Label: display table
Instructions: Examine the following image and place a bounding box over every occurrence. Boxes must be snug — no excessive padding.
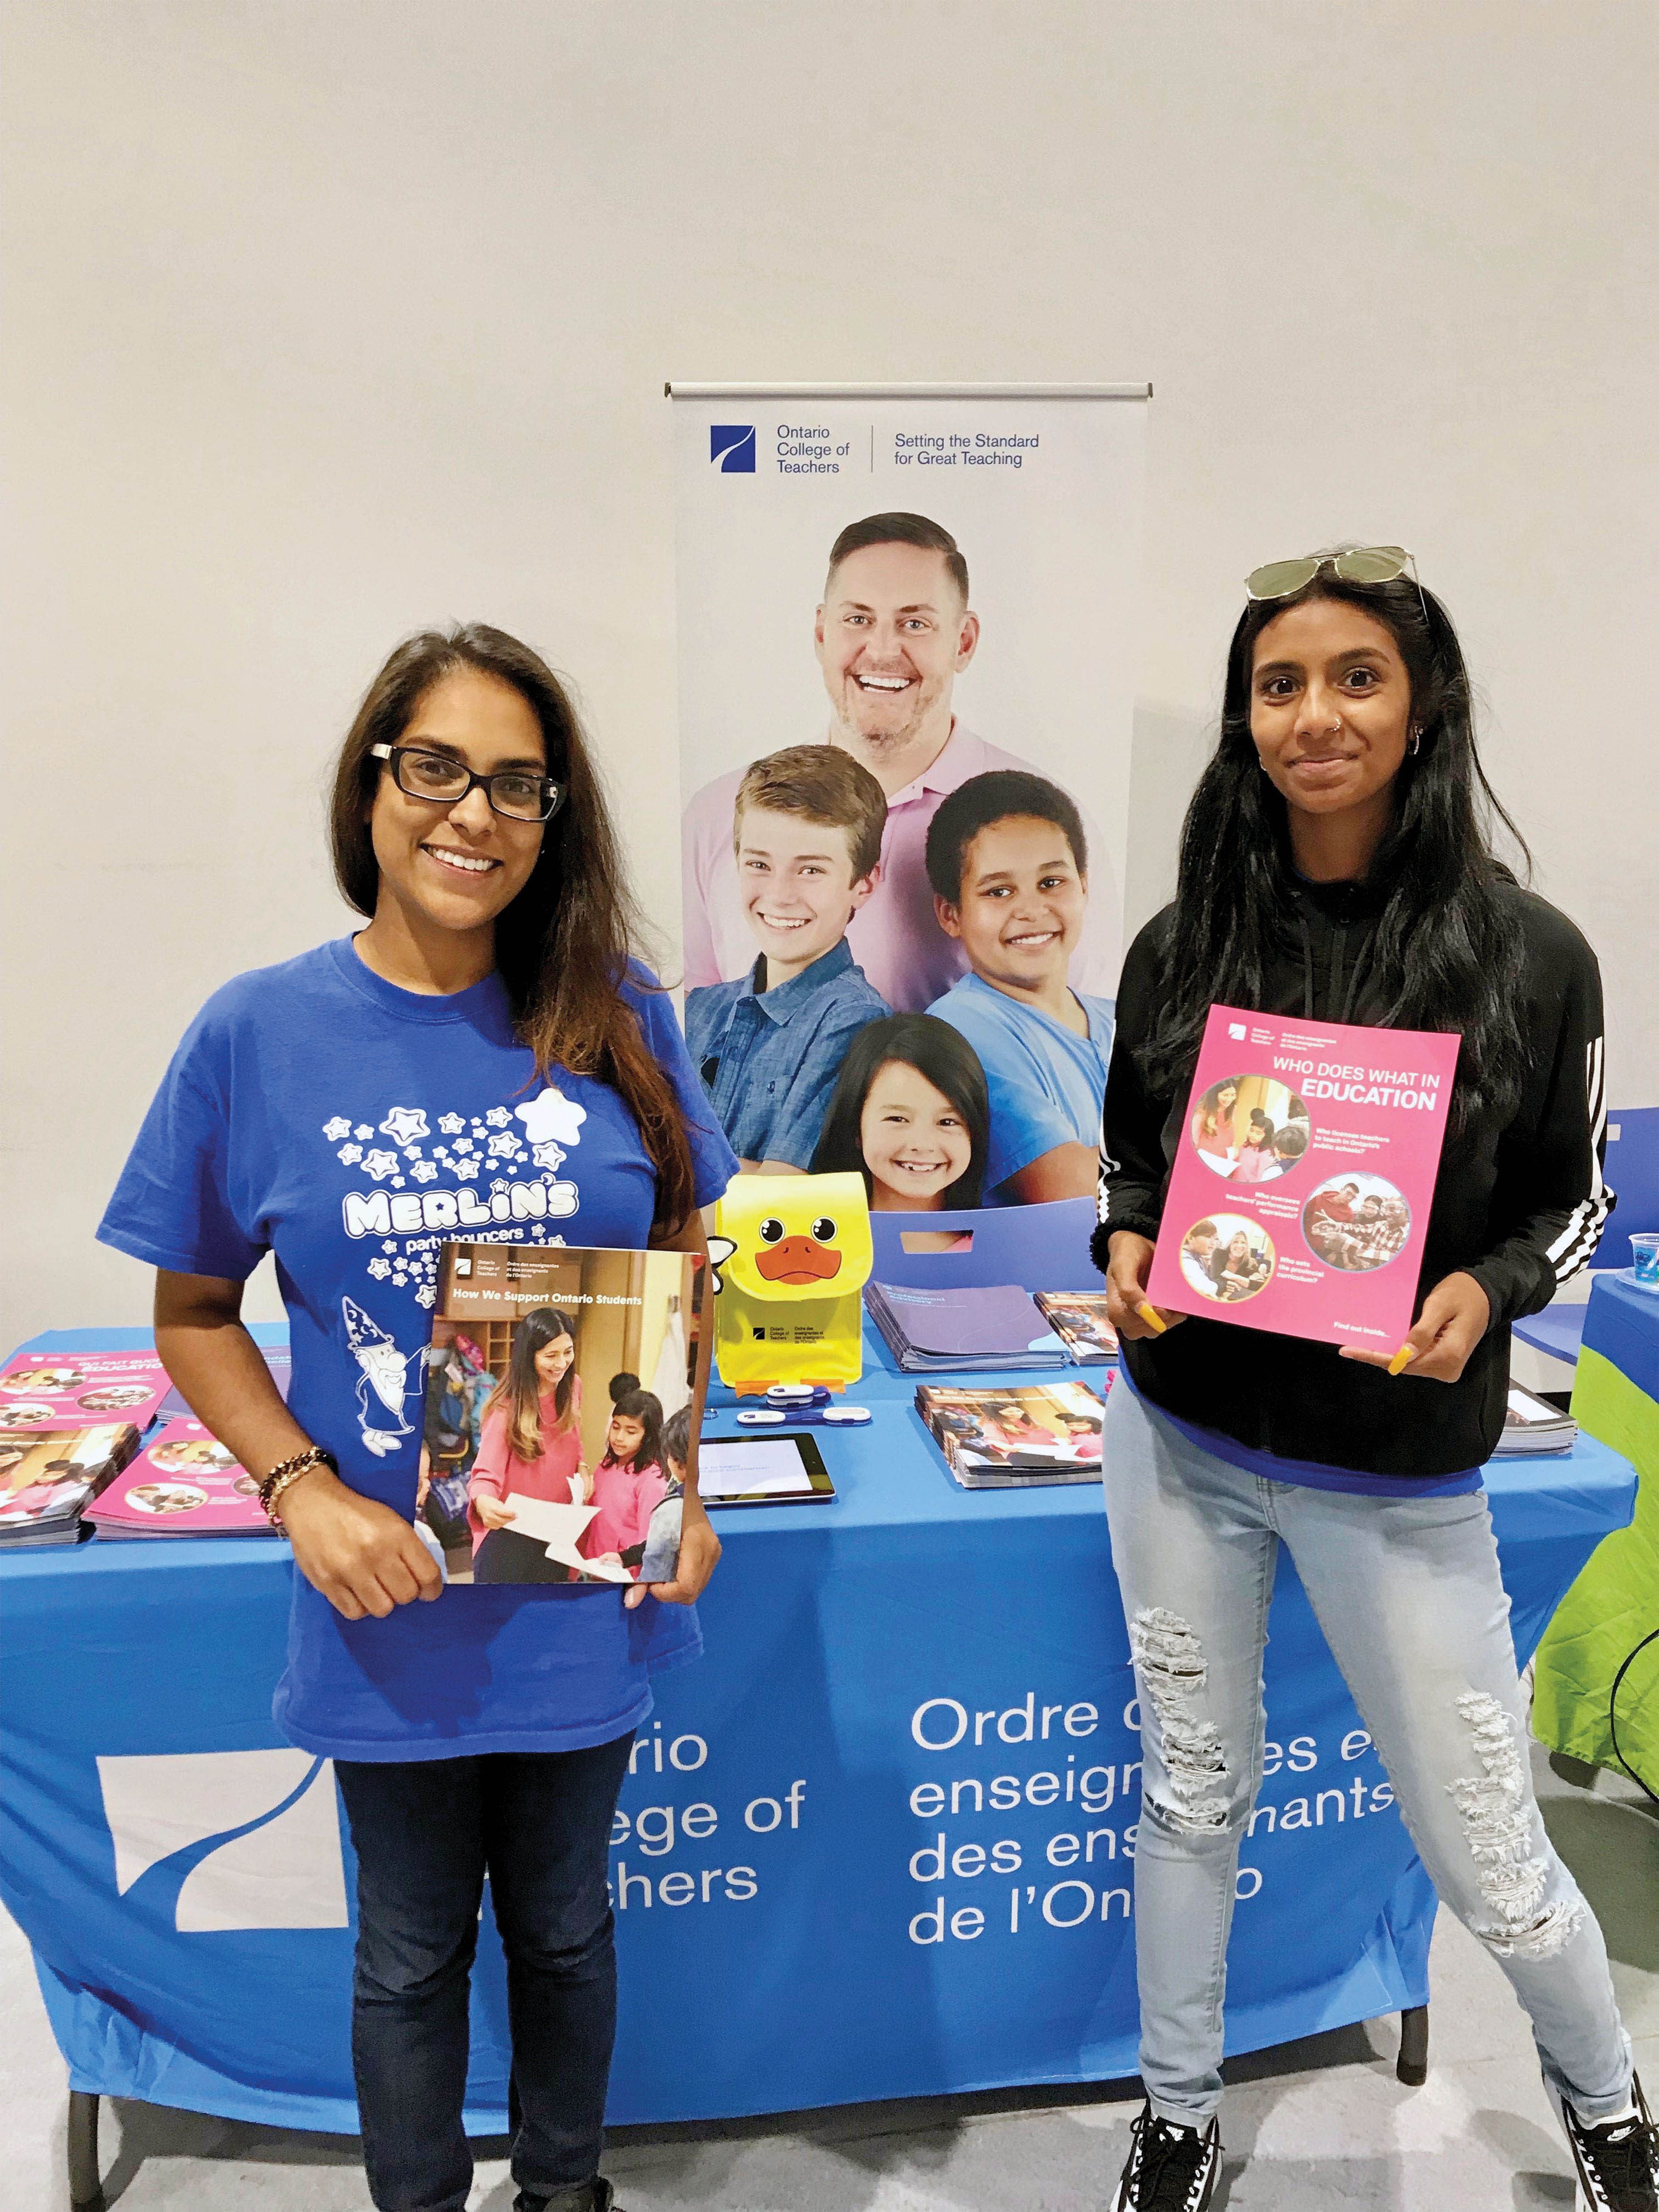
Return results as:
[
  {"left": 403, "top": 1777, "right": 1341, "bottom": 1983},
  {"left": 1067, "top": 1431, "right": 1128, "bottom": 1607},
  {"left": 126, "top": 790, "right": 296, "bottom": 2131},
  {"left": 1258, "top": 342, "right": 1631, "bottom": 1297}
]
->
[
  {"left": 0, "top": 1325, "right": 1636, "bottom": 2147},
  {"left": 1532, "top": 1273, "right": 1659, "bottom": 1785}
]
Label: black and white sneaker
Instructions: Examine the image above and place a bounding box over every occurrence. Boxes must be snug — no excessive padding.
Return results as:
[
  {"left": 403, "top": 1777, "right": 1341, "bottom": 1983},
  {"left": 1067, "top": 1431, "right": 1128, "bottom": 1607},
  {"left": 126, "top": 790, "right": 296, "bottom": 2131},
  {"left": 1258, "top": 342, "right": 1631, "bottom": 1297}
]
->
[
  {"left": 1111, "top": 2102, "right": 1222, "bottom": 2210},
  {"left": 1562, "top": 2073, "right": 1658, "bottom": 2210},
  {"left": 515, "top": 2181, "right": 619, "bottom": 2212}
]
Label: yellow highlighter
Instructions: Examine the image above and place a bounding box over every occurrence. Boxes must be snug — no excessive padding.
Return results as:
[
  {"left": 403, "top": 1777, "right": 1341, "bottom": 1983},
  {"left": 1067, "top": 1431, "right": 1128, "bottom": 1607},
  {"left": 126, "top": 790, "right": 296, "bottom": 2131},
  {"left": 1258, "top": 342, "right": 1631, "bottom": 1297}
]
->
[{"left": 1135, "top": 1301, "right": 1169, "bottom": 1337}]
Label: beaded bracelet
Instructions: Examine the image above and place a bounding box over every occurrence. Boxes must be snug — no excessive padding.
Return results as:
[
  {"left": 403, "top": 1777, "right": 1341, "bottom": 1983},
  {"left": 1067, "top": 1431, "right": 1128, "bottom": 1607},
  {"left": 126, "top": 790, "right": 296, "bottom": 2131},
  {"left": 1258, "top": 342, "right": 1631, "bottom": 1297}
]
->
[{"left": 258, "top": 1445, "right": 338, "bottom": 1528}]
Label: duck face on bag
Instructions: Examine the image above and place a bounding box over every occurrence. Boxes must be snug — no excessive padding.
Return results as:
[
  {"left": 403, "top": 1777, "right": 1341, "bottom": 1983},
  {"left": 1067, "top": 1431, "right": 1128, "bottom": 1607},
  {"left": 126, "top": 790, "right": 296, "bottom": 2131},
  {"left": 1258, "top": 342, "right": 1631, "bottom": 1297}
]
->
[{"left": 717, "top": 1174, "right": 873, "bottom": 1305}]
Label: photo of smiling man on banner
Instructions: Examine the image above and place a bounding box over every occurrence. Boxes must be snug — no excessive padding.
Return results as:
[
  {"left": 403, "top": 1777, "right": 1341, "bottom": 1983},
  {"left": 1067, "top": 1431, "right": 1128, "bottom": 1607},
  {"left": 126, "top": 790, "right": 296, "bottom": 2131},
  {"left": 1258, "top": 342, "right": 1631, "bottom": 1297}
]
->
[{"left": 682, "top": 510, "right": 1120, "bottom": 1016}]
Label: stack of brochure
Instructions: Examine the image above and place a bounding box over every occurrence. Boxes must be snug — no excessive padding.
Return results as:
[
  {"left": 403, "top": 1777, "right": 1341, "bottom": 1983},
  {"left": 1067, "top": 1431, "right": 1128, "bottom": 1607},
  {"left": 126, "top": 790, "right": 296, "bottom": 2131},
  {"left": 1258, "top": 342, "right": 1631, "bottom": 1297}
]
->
[
  {"left": 87, "top": 1418, "right": 279, "bottom": 1539},
  {"left": 1033, "top": 1292, "right": 1118, "bottom": 1363},
  {"left": 915, "top": 1378, "right": 1110, "bottom": 1489},
  {"left": 0, "top": 1423, "right": 141, "bottom": 1547},
  {"left": 867, "top": 1282, "right": 1067, "bottom": 1372},
  {"left": 0, "top": 1348, "right": 172, "bottom": 1428},
  {"left": 1494, "top": 1382, "right": 1577, "bottom": 1456}
]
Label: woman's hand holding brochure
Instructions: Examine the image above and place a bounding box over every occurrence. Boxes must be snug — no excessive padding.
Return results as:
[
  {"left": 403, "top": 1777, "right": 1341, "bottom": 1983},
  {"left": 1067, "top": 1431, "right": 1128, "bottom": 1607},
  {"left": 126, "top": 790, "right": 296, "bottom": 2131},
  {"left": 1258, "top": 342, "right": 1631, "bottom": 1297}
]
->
[
  {"left": 1103, "top": 1231, "right": 1187, "bottom": 1343},
  {"left": 1338, "top": 1270, "right": 1492, "bottom": 1384},
  {"left": 280, "top": 1473, "right": 444, "bottom": 1619}
]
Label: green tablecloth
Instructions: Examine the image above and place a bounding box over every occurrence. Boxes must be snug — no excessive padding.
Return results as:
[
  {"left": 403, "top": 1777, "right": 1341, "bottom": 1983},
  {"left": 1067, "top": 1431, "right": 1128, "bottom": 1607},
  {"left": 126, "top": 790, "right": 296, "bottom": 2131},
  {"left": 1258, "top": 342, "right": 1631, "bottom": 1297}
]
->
[{"left": 1532, "top": 1274, "right": 1659, "bottom": 1786}]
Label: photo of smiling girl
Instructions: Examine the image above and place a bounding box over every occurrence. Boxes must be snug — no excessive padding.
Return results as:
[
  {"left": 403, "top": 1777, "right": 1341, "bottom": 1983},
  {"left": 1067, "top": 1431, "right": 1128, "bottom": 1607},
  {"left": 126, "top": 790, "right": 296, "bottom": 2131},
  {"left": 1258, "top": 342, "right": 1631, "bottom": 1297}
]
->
[
  {"left": 811, "top": 1013, "right": 989, "bottom": 1241},
  {"left": 468, "top": 1307, "right": 584, "bottom": 1584},
  {"left": 924, "top": 770, "right": 1114, "bottom": 1203},
  {"left": 578, "top": 1387, "right": 668, "bottom": 1581}
]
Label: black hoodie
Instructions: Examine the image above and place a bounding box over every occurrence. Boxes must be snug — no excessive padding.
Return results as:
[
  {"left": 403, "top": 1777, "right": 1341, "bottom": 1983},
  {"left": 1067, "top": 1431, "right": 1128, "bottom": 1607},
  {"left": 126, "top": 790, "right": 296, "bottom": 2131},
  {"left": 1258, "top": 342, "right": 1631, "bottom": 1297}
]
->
[{"left": 1094, "top": 878, "right": 1611, "bottom": 1478}]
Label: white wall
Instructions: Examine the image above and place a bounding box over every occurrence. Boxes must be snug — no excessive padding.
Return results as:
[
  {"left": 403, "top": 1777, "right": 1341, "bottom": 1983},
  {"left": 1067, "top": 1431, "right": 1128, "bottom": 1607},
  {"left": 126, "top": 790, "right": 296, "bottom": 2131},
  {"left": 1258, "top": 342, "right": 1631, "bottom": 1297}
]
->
[{"left": 5, "top": 0, "right": 1656, "bottom": 1356}]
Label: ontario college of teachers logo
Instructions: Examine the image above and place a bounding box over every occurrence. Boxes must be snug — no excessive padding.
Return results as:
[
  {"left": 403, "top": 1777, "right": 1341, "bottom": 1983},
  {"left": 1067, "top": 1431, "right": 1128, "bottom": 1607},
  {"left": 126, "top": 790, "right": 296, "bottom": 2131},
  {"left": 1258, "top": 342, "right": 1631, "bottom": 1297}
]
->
[
  {"left": 709, "top": 425, "right": 756, "bottom": 472},
  {"left": 97, "top": 1749, "right": 348, "bottom": 1932}
]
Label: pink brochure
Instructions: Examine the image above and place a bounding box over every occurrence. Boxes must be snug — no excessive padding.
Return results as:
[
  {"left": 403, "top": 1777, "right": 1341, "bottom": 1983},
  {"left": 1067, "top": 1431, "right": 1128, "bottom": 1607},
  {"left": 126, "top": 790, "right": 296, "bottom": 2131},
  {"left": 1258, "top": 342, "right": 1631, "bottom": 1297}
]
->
[
  {"left": 0, "top": 1349, "right": 172, "bottom": 1430},
  {"left": 1145, "top": 1004, "right": 1461, "bottom": 1352},
  {"left": 86, "top": 1418, "right": 275, "bottom": 1538}
]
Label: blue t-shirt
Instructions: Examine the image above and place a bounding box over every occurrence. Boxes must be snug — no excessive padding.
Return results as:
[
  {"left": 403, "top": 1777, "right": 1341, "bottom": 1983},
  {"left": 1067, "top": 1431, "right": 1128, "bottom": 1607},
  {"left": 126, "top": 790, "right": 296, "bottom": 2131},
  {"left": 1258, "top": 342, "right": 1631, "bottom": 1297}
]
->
[
  {"left": 98, "top": 937, "right": 739, "bottom": 1763},
  {"left": 928, "top": 973, "right": 1116, "bottom": 1194},
  {"left": 1118, "top": 1365, "right": 1482, "bottom": 1500}
]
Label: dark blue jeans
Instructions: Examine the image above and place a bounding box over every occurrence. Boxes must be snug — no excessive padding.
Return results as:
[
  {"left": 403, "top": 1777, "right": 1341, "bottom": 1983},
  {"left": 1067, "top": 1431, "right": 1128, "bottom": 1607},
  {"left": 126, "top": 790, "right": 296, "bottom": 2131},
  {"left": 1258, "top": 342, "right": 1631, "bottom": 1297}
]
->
[{"left": 335, "top": 1735, "right": 635, "bottom": 2212}]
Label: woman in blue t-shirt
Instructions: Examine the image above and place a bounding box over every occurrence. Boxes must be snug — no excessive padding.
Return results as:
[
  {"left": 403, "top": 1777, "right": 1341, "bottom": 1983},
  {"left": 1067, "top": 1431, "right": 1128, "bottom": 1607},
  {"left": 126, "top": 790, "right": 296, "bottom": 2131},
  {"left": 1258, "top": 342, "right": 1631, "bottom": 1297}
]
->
[{"left": 101, "top": 624, "right": 739, "bottom": 2212}]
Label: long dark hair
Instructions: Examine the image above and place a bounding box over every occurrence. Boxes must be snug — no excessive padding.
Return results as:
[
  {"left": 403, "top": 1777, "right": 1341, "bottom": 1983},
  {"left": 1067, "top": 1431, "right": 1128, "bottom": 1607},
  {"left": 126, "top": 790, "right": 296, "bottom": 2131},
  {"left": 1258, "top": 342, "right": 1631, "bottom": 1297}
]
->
[
  {"left": 600, "top": 1387, "right": 665, "bottom": 1474},
  {"left": 1140, "top": 563, "right": 1531, "bottom": 1131},
  {"left": 484, "top": 1307, "right": 578, "bottom": 1464},
  {"left": 329, "top": 625, "right": 696, "bottom": 1234},
  {"left": 811, "top": 1013, "right": 989, "bottom": 1207}
]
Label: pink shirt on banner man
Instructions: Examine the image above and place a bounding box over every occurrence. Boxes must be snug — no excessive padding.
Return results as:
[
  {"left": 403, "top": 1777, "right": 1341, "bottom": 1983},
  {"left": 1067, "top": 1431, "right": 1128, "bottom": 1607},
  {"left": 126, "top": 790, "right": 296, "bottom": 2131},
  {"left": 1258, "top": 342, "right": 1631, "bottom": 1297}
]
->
[{"left": 682, "top": 722, "right": 1120, "bottom": 1013}]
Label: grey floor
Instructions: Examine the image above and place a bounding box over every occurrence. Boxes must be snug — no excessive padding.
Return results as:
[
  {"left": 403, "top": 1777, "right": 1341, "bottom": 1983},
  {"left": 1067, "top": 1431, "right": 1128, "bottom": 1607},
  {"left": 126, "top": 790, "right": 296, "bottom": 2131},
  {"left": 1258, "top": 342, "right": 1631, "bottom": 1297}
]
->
[{"left": 4, "top": 1741, "right": 1655, "bottom": 2212}]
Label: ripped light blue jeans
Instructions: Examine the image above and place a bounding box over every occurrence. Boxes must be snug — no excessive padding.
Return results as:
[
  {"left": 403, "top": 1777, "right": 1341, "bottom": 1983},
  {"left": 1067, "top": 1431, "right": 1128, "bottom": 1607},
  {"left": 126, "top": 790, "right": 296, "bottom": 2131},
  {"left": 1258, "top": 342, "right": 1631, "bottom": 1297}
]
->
[{"left": 1103, "top": 1377, "right": 1633, "bottom": 2132}]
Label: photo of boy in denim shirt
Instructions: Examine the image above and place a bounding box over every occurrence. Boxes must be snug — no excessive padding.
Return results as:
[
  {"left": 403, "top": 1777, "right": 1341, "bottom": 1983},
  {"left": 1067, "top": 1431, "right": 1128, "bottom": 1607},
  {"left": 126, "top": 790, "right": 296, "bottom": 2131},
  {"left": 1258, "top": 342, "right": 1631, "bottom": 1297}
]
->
[{"left": 686, "top": 746, "right": 891, "bottom": 1173}]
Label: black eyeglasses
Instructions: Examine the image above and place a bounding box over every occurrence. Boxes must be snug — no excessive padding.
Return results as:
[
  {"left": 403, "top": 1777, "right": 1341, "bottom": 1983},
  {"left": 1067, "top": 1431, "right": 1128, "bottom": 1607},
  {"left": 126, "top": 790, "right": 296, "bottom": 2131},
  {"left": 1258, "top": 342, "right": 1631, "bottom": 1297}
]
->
[{"left": 370, "top": 744, "right": 565, "bottom": 824}]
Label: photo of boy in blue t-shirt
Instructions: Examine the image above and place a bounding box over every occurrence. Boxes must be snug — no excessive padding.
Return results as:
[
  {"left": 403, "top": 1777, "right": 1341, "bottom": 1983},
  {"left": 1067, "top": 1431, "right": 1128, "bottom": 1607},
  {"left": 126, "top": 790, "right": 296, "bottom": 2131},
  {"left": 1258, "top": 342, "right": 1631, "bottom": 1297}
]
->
[
  {"left": 686, "top": 745, "right": 891, "bottom": 1173},
  {"left": 924, "top": 770, "right": 1115, "bottom": 1204}
]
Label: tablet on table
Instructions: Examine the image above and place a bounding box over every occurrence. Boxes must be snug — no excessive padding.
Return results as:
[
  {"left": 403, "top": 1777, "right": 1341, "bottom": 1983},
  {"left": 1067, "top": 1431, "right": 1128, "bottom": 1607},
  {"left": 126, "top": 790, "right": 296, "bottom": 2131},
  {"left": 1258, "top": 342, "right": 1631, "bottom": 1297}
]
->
[{"left": 696, "top": 1433, "right": 836, "bottom": 1507}]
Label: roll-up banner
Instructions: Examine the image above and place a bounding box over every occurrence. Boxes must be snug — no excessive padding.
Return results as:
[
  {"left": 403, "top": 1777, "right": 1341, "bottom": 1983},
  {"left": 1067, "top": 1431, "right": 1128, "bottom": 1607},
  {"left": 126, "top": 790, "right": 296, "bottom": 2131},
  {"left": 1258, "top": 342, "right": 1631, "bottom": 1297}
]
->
[{"left": 671, "top": 381, "right": 1148, "bottom": 1212}]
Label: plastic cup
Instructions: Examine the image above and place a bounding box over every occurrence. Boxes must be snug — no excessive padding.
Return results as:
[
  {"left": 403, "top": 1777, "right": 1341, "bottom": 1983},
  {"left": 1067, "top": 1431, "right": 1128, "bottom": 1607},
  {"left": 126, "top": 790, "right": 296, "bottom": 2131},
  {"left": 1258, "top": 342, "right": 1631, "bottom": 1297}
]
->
[{"left": 1630, "top": 1232, "right": 1659, "bottom": 1292}]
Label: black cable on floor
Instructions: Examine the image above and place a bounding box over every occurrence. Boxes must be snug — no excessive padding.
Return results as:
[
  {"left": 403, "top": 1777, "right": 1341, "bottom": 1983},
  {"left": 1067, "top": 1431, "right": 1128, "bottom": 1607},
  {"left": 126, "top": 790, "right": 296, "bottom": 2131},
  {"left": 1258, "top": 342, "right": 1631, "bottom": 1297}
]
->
[{"left": 1609, "top": 1627, "right": 1659, "bottom": 1808}]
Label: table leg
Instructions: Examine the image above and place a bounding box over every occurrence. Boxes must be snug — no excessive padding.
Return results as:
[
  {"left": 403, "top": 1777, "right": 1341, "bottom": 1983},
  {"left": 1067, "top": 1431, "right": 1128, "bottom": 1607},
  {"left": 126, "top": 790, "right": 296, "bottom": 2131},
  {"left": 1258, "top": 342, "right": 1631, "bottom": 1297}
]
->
[
  {"left": 68, "top": 2088, "right": 104, "bottom": 2211},
  {"left": 1396, "top": 2003, "right": 1429, "bottom": 2086}
]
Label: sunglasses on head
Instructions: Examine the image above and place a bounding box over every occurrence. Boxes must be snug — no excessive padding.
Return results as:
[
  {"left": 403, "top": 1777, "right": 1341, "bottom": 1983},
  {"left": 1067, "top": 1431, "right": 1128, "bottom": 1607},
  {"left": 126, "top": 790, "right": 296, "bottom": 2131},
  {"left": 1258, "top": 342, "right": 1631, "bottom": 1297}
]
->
[{"left": 1244, "top": 545, "right": 1420, "bottom": 601}]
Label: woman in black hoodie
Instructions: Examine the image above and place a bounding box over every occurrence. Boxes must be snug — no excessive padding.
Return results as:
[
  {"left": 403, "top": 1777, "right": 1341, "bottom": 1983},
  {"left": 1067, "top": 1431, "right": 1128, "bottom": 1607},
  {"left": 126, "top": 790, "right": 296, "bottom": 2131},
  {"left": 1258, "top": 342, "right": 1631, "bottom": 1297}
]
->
[{"left": 1094, "top": 551, "right": 1652, "bottom": 2212}]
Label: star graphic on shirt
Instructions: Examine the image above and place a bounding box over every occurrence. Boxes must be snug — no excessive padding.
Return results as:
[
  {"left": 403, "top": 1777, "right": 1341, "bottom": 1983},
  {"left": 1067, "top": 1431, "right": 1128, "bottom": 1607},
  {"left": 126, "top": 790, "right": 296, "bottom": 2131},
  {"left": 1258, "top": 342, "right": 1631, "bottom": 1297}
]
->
[
  {"left": 438, "top": 1113, "right": 465, "bottom": 1135},
  {"left": 379, "top": 1107, "right": 430, "bottom": 1145},
  {"left": 485, "top": 1107, "right": 510, "bottom": 1128},
  {"left": 488, "top": 1132, "right": 519, "bottom": 1157},
  {"left": 367, "top": 1258, "right": 391, "bottom": 1281},
  {"left": 410, "top": 1160, "right": 438, "bottom": 1184},
  {"left": 363, "top": 1150, "right": 398, "bottom": 1181},
  {"left": 490, "top": 1179, "right": 510, "bottom": 1195},
  {"left": 455, "top": 1159, "right": 481, "bottom": 1181},
  {"left": 381, "top": 1240, "right": 398, "bottom": 1254},
  {"left": 415, "top": 1285, "right": 436, "bottom": 1308},
  {"left": 337, "top": 1144, "right": 363, "bottom": 1164},
  {"left": 530, "top": 1140, "right": 566, "bottom": 1172},
  {"left": 516, "top": 1087, "right": 587, "bottom": 1151},
  {"left": 354, "top": 1125, "right": 374, "bottom": 1141},
  {"left": 323, "top": 1117, "right": 352, "bottom": 1141}
]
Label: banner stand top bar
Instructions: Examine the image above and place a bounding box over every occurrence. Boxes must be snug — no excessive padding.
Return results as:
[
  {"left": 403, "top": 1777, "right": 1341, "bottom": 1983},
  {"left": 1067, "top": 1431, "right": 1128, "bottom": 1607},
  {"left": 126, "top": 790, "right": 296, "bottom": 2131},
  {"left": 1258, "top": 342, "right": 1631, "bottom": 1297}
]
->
[{"left": 666, "top": 381, "right": 1151, "bottom": 401}]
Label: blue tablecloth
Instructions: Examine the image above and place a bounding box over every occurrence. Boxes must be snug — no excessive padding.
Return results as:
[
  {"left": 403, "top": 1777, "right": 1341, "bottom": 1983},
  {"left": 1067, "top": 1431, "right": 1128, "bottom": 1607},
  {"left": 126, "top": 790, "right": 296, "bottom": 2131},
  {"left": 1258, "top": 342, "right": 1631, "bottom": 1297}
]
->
[
  {"left": 1583, "top": 1270, "right": 1659, "bottom": 1400},
  {"left": 0, "top": 1324, "right": 1636, "bottom": 2130}
]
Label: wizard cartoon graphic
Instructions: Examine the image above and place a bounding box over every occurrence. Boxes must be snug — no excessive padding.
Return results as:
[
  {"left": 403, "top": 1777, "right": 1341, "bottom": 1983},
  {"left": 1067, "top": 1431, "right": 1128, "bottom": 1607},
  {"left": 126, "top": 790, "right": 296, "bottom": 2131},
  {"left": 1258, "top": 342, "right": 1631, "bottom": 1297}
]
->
[{"left": 342, "top": 1297, "right": 422, "bottom": 1457}]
